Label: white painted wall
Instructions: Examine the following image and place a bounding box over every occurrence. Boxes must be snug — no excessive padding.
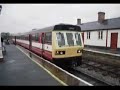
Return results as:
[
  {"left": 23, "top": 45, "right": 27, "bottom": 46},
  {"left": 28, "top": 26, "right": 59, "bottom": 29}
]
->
[
  {"left": 107, "top": 29, "right": 120, "bottom": 48},
  {"left": 84, "top": 30, "right": 107, "bottom": 47}
]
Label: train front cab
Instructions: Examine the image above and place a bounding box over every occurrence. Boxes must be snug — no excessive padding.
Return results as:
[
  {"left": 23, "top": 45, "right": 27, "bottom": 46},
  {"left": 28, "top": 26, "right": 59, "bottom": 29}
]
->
[{"left": 52, "top": 31, "right": 84, "bottom": 67}]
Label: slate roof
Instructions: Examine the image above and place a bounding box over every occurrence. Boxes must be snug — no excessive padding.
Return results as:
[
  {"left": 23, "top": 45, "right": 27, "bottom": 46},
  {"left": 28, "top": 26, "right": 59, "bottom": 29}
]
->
[{"left": 78, "top": 17, "right": 120, "bottom": 31}]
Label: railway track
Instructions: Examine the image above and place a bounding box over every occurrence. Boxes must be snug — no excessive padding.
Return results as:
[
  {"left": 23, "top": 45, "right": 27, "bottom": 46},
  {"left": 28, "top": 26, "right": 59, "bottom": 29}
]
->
[
  {"left": 63, "top": 67, "right": 109, "bottom": 86},
  {"left": 82, "top": 60, "right": 120, "bottom": 78},
  {"left": 71, "top": 59, "right": 120, "bottom": 86},
  {"left": 61, "top": 66, "right": 110, "bottom": 86}
]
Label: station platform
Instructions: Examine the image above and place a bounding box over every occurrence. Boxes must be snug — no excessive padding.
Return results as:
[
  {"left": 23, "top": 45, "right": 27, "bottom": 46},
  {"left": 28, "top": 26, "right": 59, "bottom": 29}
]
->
[
  {"left": 84, "top": 47, "right": 120, "bottom": 57},
  {"left": 0, "top": 44, "right": 61, "bottom": 86}
]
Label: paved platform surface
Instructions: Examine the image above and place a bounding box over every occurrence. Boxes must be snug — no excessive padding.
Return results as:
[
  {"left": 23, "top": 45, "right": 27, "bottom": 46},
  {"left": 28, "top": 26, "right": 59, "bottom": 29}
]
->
[
  {"left": 0, "top": 44, "right": 61, "bottom": 86},
  {"left": 84, "top": 47, "right": 120, "bottom": 57}
]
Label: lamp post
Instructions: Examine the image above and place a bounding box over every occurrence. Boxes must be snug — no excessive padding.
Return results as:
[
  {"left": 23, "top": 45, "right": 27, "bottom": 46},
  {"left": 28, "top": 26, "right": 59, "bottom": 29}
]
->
[{"left": 0, "top": 5, "right": 2, "bottom": 15}]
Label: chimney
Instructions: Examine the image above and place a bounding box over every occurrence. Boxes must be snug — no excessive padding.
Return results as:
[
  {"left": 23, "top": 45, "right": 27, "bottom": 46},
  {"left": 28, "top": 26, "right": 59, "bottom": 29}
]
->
[
  {"left": 98, "top": 12, "right": 105, "bottom": 23},
  {"left": 77, "top": 18, "right": 81, "bottom": 25}
]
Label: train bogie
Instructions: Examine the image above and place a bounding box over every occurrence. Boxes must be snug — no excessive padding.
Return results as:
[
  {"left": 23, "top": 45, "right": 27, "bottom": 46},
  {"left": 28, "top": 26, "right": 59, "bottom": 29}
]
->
[{"left": 52, "top": 56, "right": 82, "bottom": 67}]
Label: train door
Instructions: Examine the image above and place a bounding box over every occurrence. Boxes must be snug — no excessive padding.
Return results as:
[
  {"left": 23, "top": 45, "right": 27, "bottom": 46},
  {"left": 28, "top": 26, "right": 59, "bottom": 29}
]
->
[
  {"left": 29, "top": 34, "right": 32, "bottom": 51},
  {"left": 14, "top": 36, "right": 16, "bottom": 45},
  {"left": 41, "top": 33, "right": 45, "bottom": 57}
]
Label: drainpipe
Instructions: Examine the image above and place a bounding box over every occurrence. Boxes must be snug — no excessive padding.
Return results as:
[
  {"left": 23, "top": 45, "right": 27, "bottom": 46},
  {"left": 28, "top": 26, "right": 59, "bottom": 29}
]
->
[{"left": 106, "top": 30, "right": 108, "bottom": 48}]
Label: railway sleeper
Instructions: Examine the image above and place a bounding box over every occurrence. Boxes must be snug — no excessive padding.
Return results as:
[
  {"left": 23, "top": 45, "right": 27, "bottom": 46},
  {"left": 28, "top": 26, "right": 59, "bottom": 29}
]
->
[
  {"left": 94, "top": 68, "right": 101, "bottom": 72},
  {"left": 80, "top": 64, "right": 88, "bottom": 68},
  {"left": 87, "top": 66, "right": 94, "bottom": 71},
  {"left": 110, "top": 73, "right": 118, "bottom": 78},
  {"left": 102, "top": 71, "right": 108, "bottom": 76}
]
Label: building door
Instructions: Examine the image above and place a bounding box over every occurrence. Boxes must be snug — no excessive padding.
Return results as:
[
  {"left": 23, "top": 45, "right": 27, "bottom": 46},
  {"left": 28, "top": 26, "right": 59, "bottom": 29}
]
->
[{"left": 110, "top": 33, "right": 118, "bottom": 49}]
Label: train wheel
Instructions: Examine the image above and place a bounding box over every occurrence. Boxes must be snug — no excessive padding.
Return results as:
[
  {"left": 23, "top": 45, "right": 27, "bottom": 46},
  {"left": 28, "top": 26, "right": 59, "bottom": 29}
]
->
[
  {"left": 71, "top": 61, "right": 77, "bottom": 67},
  {"left": 77, "top": 56, "right": 82, "bottom": 66}
]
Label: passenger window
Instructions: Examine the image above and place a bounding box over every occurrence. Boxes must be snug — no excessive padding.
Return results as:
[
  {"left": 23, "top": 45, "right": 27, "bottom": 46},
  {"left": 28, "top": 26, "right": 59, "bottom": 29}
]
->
[
  {"left": 35, "top": 33, "right": 39, "bottom": 41},
  {"left": 45, "top": 32, "right": 52, "bottom": 44},
  {"left": 32, "top": 33, "right": 39, "bottom": 42}
]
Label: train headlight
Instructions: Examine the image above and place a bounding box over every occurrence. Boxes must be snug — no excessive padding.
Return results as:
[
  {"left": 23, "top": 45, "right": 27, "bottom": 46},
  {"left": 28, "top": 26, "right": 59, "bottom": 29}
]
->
[
  {"left": 56, "top": 51, "right": 59, "bottom": 54},
  {"left": 60, "top": 51, "right": 63, "bottom": 55},
  {"left": 55, "top": 51, "right": 65, "bottom": 55},
  {"left": 77, "top": 49, "right": 82, "bottom": 53}
]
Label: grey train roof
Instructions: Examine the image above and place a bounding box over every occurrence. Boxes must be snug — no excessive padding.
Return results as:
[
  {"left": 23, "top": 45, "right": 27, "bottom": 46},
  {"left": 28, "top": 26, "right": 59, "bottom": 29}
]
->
[
  {"left": 26, "top": 23, "right": 79, "bottom": 34},
  {"left": 22, "top": 25, "right": 55, "bottom": 35},
  {"left": 15, "top": 23, "right": 80, "bottom": 36},
  {"left": 78, "top": 17, "right": 120, "bottom": 31}
]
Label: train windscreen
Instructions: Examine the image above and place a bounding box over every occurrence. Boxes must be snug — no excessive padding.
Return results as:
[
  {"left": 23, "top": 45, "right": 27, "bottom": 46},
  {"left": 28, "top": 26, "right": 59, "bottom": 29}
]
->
[
  {"left": 56, "top": 32, "right": 65, "bottom": 47},
  {"left": 74, "top": 33, "right": 82, "bottom": 46},
  {"left": 56, "top": 32, "right": 82, "bottom": 47}
]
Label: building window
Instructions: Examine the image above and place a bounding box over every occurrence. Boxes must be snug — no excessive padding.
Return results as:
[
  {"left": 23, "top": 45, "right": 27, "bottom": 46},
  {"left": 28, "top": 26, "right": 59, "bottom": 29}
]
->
[
  {"left": 98, "top": 31, "right": 103, "bottom": 39},
  {"left": 87, "top": 32, "right": 90, "bottom": 39}
]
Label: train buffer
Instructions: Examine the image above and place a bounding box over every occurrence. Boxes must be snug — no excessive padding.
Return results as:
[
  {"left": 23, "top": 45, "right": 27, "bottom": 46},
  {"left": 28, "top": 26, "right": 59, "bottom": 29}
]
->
[{"left": 0, "top": 44, "right": 62, "bottom": 86}]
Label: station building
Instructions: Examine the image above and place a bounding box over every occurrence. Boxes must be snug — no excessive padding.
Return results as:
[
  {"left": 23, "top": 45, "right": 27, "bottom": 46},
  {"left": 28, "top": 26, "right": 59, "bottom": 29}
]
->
[{"left": 77, "top": 12, "right": 120, "bottom": 51}]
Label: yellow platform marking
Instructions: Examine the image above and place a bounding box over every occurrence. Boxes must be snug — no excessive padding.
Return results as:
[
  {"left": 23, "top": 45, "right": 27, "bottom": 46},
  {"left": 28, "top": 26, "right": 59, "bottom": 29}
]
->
[{"left": 16, "top": 46, "right": 67, "bottom": 86}]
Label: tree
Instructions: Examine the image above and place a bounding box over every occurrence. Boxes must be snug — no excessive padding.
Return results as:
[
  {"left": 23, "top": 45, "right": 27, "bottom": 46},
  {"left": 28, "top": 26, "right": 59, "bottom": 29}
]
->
[{"left": 1, "top": 32, "right": 10, "bottom": 40}]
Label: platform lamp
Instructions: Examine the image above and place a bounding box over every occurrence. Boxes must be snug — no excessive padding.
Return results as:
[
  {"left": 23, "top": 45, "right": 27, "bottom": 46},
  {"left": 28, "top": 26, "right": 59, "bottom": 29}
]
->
[{"left": 0, "top": 5, "right": 2, "bottom": 15}]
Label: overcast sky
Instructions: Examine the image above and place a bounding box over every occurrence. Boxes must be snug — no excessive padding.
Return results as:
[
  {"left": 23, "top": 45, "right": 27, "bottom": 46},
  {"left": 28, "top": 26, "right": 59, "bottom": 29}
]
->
[{"left": 0, "top": 4, "right": 120, "bottom": 34}]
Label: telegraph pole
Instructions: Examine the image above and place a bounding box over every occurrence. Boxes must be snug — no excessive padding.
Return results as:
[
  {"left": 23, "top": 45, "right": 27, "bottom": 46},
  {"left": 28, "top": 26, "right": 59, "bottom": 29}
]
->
[{"left": 0, "top": 5, "right": 2, "bottom": 15}]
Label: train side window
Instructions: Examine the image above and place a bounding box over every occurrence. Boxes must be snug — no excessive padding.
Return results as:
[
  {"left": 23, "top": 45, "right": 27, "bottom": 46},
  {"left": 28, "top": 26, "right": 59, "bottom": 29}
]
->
[
  {"left": 32, "top": 33, "right": 39, "bottom": 42},
  {"left": 21, "top": 35, "right": 25, "bottom": 40},
  {"left": 45, "top": 32, "right": 52, "bottom": 44},
  {"left": 41, "top": 33, "right": 45, "bottom": 44},
  {"left": 26, "top": 35, "right": 29, "bottom": 40},
  {"left": 35, "top": 33, "right": 39, "bottom": 41}
]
